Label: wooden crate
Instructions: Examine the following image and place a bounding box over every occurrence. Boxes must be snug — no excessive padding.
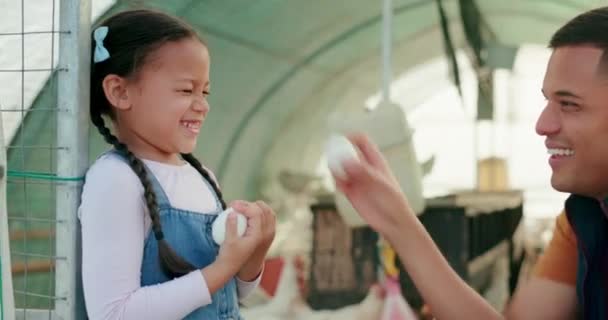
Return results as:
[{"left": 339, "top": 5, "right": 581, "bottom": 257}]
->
[
  {"left": 399, "top": 191, "right": 524, "bottom": 308},
  {"left": 307, "top": 202, "right": 379, "bottom": 310}
]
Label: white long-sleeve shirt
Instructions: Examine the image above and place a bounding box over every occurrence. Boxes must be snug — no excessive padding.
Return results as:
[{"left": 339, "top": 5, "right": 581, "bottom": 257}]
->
[{"left": 79, "top": 153, "right": 260, "bottom": 320}]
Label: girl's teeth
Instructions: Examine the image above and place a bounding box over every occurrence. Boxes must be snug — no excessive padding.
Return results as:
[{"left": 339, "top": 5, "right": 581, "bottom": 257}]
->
[
  {"left": 181, "top": 121, "right": 200, "bottom": 131},
  {"left": 547, "top": 148, "right": 574, "bottom": 156}
]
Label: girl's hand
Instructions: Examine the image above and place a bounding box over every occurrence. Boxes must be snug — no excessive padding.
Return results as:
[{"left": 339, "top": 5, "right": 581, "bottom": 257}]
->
[
  {"left": 214, "top": 208, "right": 260, "bottom": 273},
  {"left": 203, "top": 208, "right": 263, "bottom": 294},
  {"left": 231, "top": 200, "right": 276, "bottom": 281}
]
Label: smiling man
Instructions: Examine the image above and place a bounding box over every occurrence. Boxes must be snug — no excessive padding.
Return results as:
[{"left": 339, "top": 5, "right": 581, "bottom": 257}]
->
[{"left": 517, "top": 8, "right": 608, "bottom": 320}]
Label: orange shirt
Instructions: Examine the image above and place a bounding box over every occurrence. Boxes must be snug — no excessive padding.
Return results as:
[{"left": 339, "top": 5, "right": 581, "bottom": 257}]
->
[{"left": 533, "top": 211, "right": 578, "bottom": 285}]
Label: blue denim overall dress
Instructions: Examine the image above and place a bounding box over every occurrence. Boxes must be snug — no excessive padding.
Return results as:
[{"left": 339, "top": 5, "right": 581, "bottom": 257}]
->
[{"left": 115, "top": 151, "right": 242, "bottom": 319}]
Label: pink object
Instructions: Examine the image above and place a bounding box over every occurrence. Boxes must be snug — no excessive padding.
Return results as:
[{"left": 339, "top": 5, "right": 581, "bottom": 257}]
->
[{"left": 381, "top": 276, "right": 418, "bottom": 320}]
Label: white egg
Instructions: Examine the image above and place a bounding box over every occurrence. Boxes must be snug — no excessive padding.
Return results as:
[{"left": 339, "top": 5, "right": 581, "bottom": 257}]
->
[
  {"left": 325, "top": 134, "right": 359, "bottom": 179},
  {"left": 212, "top": 208, "right": 247, "bottom": 245}
]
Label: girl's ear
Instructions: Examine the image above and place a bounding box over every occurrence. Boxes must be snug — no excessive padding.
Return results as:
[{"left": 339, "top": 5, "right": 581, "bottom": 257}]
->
[{"left": 102, "top": 74, "right": 132, "bottom": 111}]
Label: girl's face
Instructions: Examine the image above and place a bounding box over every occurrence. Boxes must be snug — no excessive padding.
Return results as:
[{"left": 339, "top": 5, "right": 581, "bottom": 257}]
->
[{"left": 114, "top": 38, "right": 210, "bottom": 164}]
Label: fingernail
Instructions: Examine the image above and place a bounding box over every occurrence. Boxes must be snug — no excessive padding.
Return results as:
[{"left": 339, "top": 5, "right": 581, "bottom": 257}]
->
[{"left": 227, "top": 212, "right": 236, "bottom": 221}]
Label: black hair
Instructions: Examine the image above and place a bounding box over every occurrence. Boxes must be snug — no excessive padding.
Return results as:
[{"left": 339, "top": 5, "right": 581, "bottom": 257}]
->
[
  {"left": 550, "top": 6, "right": 608, "bottom": 72},
  {"left": 90, "top": 9, "right": 226, "bottom": 278}
]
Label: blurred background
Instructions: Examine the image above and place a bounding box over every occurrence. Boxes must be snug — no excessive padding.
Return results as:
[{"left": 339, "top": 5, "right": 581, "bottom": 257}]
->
[{"left": 1, "top": 0, "right": 604, "bottom": 319}]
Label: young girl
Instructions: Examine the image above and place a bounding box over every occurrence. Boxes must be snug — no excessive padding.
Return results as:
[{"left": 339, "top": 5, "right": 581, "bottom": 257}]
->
[{"left": 79, "top": 9, "right": 275, "bottom": 320}]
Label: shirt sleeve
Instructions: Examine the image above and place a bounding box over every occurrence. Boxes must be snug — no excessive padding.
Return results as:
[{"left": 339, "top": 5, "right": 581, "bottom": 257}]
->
[
  {"left": 79, "top": 156, "right": 212, "bottom": 320},
  {"left": 236, "top": 267, "right": 264, "bottom": 299},
  {"left": 532, "top": 211, "right": 578, "bottom": 285}
]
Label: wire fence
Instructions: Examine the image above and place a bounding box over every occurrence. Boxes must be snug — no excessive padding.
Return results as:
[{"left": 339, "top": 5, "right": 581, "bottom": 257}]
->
[{"left": 1, "top": 1, "right": 90, "bottom": 319}]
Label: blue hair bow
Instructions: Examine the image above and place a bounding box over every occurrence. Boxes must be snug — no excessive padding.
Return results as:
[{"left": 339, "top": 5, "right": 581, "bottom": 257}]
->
[{"left": 93, "top": 26, "right": 110, "bottom": 63}]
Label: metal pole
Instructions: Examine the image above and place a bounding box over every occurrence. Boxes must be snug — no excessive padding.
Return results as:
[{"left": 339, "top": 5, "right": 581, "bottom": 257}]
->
[
  {"left": 0, "top": 107, "right": 15, "bottom": 320},
  {"left": 381, "top": 0, "right": 393, "bottom": 103},
  {"left": 55, "top": 0, "right": 90, "bottom": 319}
]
